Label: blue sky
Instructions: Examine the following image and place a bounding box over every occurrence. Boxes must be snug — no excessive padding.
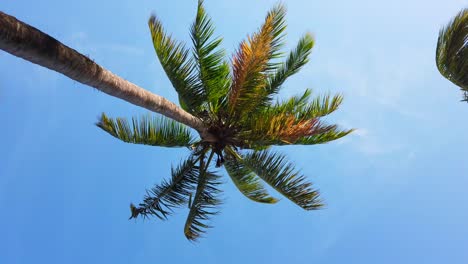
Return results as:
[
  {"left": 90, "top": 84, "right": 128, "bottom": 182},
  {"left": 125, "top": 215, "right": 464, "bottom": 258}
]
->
[{"left": 1, "top": 0, "right": 468, "bottom": 263}]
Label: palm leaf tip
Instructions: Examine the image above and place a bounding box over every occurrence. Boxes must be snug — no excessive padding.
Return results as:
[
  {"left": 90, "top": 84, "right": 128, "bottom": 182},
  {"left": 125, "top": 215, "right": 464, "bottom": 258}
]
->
[
  {"left": 266, "top": 33, "right": 315, "bottom": 99},
  {"left": 224, "top": 155, "right": 278, "bottom": 204},
  {"left": 184, "top": 171, "right": 222, "bottom": 241},
  {"left": 293, "top": 127, "right": 354, "bottom": 145},
  {"left": 265, "top": 3, "right": 287, "bottom": 57},
  {"left": 129, "top": 203, "right": 141, "bottom": 219},
  {"left": 436, "top": 8, "right": 468, "bottom": 99},
  {"left": 132, "top": 157, "right": 200, "bottom": 220},
  {"left": 242, "top": 151, "right": 323, "bottom": 210},
  {"left": 184, "top": 152, "right": 222, "bottom": 241}
]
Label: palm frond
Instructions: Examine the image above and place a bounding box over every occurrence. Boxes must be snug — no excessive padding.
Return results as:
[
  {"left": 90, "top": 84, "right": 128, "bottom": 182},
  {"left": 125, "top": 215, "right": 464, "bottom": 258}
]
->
[
  {"left": 298, "top": 93, "right": 344, "bottom": 119},
  {"left": 240, "top": 108, "right": 335, "bottom": 147},
  {"left": 268, "top": 90, "right": 343, "bottom": 118},
  {"left": 265, "top": 4, "right": 287, "bottom": 60},
  {"left": 130, "top": 156, "right": 199, "bottom": 220},
  {"left": 184, "top": 152, "right": 222, "bottom": 241},
  {"left": 227, "top": 4, "right": 286, "bottom": 117},
  {"left": 191, "top": 0, "right": 231, "bottom": 112},
  {"left": 224, "top": 150, "right": 277, "bottom": 203},
  {"left": 237, "top": 89, "right": 347, "bottom": 147},
  {"left": 258, "top": 89, "right": 312, "bottom": 116},
  {"left": 285, "top": 127, "right": 354, "bottom": 145},
  {"left": 96, "top": 113, "right": 195, "bottom": 147},
  {"left": 148, "top": 15, "right": 206, "bottom": 113},
  {"left": 436, "top": 8, "right": 468, "bottom": 101},
  {"left": 264, "top": 33, "right": 315, "bottom": 102},
  {"left": 241, "top": 150, "right": 323, "bottom": 210},
  {"left": 280, "top": 88, "right": 313, "bottom": 110}
]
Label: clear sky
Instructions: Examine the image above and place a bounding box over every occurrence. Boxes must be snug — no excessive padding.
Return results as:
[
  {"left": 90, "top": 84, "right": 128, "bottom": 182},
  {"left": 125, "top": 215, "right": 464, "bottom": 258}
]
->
[{"left": 1, "top": 0, "right": 468, "bottom": 263}]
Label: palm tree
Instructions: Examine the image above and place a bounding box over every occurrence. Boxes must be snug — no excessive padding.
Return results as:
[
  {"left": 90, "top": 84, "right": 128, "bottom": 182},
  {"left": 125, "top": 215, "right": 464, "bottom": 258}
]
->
[
  {"left": 96, "top": 1, "right": 352, "bottom": 241},
  {"left": 436, "top": 8, "right": 468, "bottom": 101}
]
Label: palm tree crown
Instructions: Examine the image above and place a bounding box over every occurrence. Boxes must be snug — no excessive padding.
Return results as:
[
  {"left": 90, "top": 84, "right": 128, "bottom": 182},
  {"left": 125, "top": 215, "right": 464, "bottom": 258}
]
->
[
  {"left": 436, "top": 8, "right": 468, "bottom": 101},
  {"left": 97, "top": 1, "right": 352, "bottom": 241}
]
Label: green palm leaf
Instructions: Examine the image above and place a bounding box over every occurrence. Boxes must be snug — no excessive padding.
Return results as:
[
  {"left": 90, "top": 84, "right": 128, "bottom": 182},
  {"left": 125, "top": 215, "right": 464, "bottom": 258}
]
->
[
  {"left": 436, "top": 8, "right": 468, "bottom": 101},
  {"left": 265, "top": 3, "right": 287, "bottom": 62},
  {"left": 264, "top": 33, "right": 315, "bottom": 103},
  {"left": 266, "top": 89, "right": 343, "bottom": 118},
  {"left": 288, "top": 127, "right": 354, "bottom": 145},
  {"left": 130, "top": 156, "right": 199, "bottom": 220},
  {"left": 191, "top": 0, "right": 230, "bottom": 112},
  {"left": 224, "top": 151, "right": 277, "bottom": 204},
  {"left": 241, "top": 150, "right": 323, "bottom": 210},
  {"left": 274, "top": 89, "right": 313, "bottom": 113},
  {"left": 184, "top": 151, "right": 222, "bottom": 241},
  {"left": 96, "top": 113, "right": 194, "bottom": 147},
  {"left": 148, "top": 15, "right": 206, "bottom": 113},
  {"left": 298, "top": 92, "right": 344, "bottom": 119}
]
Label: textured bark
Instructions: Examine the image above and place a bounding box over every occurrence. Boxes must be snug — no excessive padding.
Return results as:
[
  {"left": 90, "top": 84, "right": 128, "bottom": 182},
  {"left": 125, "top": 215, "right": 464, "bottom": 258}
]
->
[{"left": 0, "top": 11, "right": 215, "bottom": 141}]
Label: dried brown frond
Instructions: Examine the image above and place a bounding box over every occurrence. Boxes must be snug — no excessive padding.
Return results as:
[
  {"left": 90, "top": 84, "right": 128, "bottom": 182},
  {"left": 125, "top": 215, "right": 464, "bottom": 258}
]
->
[
  {"left": 228, "top": 12, "right": 277, "bottom": 115},
  {"left": 273, "top": 116, "right": 334, "bottom": 144},
  {"left": 242, "top": 112, "right": 334, "bottom": 146}
]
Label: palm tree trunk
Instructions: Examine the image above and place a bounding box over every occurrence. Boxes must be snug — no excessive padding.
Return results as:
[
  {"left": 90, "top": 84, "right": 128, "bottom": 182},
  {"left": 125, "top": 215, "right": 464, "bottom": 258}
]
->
[{"left": 0, "top": 11, "right": 215, "bottom": 141}]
